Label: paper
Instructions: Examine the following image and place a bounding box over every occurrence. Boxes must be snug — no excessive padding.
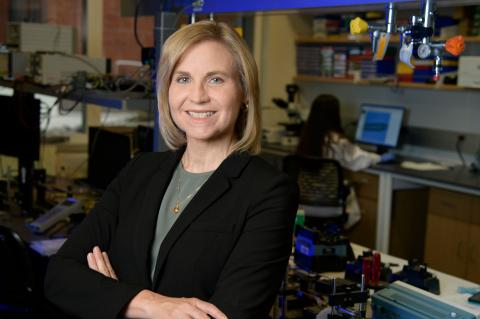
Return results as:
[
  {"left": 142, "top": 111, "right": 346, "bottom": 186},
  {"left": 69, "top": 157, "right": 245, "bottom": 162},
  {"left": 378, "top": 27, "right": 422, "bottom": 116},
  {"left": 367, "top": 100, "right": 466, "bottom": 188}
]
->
[{"left": 401, "top": 161, "right": 448, "bottom": 171}]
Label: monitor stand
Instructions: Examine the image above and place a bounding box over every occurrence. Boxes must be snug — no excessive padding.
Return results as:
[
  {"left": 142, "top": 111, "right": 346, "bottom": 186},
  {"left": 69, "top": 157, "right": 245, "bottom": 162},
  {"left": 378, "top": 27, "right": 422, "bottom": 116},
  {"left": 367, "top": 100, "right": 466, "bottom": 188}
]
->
[{"left": 376, "top": 146, "right": 390, "bottom": 155}]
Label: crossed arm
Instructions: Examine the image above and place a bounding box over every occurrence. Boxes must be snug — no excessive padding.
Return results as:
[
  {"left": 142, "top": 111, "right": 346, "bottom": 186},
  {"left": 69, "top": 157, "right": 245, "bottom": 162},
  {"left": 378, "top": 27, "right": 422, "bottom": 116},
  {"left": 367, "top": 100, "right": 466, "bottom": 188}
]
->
[{"left": 86, "top": 246, "right": 228, "bottom": 319}]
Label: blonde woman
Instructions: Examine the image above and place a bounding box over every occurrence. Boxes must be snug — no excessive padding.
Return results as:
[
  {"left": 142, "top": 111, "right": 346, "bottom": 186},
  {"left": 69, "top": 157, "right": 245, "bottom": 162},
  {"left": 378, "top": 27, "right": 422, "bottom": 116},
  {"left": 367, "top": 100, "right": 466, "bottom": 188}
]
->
[{"left": 45, "top": 21, "right": 298, "bottom": 319}]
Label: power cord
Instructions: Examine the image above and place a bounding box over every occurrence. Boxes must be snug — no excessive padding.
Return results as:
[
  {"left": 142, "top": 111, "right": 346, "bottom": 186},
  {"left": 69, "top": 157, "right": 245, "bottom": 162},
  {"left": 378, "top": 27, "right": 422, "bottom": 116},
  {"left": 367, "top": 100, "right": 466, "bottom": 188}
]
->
[
  {"left": 456, "top": 135, "right": 466, "bottom": 167},
  {"left": 134, "top": 0, "right": 145, "bottom": 49}
]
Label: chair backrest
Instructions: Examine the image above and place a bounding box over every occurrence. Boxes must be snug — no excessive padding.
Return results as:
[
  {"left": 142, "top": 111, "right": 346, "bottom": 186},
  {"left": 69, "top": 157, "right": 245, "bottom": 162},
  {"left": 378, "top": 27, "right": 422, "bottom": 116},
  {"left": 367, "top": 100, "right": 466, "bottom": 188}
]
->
[
  {"left": 283, "top": 155, "right": 347, "bottom": 225},
  {"left": 0, "top": 225, "right": 35, "bottom": 314}
]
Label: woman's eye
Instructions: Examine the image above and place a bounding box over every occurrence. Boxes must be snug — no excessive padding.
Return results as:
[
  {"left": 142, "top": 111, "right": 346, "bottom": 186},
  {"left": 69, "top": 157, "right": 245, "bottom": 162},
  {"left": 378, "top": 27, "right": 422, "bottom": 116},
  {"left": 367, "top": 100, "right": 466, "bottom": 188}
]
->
[
  {"left": 176, "top": 76, "right": 190, "bottom": 83},
  {"left": 209, "top": 77, "right": 224, "bottom": 84}
]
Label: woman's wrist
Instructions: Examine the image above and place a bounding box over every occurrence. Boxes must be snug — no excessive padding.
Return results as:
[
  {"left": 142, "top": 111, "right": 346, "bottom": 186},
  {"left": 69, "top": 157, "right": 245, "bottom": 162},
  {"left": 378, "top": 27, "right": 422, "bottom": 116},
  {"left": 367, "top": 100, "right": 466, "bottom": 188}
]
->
[{"left": 124, "top": 289, "right": 166, "bottom": 318}]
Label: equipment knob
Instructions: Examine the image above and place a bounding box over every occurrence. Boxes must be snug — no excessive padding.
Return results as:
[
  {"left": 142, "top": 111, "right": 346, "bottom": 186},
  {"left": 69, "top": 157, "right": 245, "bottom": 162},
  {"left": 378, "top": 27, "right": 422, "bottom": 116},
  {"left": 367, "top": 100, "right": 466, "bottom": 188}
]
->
[
  {"left": 445, "top": 35, "right": 465, "bottom": 56},
  {"left": 350, "top": 17, "right": 369, "bottom": 35}
]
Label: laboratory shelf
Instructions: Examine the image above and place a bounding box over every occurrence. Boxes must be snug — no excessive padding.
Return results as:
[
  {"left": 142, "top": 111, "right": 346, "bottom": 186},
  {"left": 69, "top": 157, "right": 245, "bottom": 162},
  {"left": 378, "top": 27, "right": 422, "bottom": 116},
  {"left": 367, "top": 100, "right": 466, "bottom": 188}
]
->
[
  {"left": 293, "top": 75, "right": 480, "bottom": 91},
  {"left": 0, "top": 80, "right": 155, "bottom": 111}
]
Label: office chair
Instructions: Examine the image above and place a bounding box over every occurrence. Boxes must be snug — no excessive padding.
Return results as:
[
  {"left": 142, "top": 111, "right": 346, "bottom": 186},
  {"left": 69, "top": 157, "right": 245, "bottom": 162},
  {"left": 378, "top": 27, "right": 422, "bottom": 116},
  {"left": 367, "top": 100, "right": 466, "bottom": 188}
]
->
[
  {"left": 0, "top": 225, "right": 36, "bottom": 318},
  {"left": 283, "top": 155, "right": 348, "bottom": 228}
]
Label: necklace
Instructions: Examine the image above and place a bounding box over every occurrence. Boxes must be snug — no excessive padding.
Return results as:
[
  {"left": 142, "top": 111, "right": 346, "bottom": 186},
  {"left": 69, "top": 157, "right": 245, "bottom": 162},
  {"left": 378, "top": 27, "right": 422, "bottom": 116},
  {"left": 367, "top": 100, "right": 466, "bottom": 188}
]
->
[{"left": 172, "top": 169, "right": 210, "bottom": 214}]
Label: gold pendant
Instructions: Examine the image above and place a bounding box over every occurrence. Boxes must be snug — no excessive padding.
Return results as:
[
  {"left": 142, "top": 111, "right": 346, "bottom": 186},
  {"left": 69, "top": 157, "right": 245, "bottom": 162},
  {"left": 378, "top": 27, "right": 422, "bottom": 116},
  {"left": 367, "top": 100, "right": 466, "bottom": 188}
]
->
[{"left": 172, "top": 203, "right": 180, "bottom": 214}]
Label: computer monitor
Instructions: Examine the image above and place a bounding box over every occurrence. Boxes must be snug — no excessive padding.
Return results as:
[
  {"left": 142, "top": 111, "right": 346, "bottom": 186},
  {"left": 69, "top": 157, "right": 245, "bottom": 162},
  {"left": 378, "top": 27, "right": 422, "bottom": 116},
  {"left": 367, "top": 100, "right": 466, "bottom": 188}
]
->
[
  {"left": 0, "top": 94, "right": 40, "bottom": 161},
  {"left": 87, "top": 126, "right": 153, "bottom": 190},
  {"left": 355, "top": 104, "right": 405, "bottom": 151}
]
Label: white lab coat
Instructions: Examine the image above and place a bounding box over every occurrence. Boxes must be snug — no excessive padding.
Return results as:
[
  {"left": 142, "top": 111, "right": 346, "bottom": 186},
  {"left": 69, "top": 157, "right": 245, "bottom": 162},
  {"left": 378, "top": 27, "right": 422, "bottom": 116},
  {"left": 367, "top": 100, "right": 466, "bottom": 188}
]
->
[{"left": 325, "top": 134, "right": 381, "bottom": 172}]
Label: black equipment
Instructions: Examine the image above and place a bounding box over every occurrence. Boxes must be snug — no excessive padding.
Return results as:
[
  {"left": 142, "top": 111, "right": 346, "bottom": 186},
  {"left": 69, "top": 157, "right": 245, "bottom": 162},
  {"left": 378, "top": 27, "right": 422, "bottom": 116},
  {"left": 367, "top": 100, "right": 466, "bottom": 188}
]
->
[
  {"left": 0, "top": 93, "right": 40, "bottom": 214},
  {"left": 87, "top": 125, "right": 153, "bottom": 189},
  {"left": 389, "top": 259, "right": 440, "bottom": 295},
  {"left": 294, "top": 225, "right": 354, "bottom": 273}
]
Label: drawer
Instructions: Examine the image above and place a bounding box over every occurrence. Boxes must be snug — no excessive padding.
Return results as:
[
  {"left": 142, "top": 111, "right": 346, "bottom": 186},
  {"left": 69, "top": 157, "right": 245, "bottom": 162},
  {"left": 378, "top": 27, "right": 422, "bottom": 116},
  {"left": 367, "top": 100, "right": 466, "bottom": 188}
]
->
[
  {"left": 345, "top": 171, "right": 379, "bottom": 200},
  {"left": 428, "top": 188, "right": 472, "bottom": 222}
]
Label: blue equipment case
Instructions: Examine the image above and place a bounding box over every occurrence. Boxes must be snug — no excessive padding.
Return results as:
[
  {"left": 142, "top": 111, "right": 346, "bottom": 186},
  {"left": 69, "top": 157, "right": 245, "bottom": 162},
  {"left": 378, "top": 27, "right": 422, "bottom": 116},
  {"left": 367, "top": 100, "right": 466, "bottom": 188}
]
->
[{"left": 372, "top": 281, "right": 480, "bottom": 319}]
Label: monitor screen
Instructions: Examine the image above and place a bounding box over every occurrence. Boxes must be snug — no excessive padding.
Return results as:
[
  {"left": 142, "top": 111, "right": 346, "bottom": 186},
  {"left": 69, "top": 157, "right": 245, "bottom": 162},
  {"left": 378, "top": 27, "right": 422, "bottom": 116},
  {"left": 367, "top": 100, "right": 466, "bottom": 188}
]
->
[
  {"left": 355, "top": 104, "right": 405, "bottom": 148},
  {"left": 0, "top": 94, "right": 40, "bottom": 160}
]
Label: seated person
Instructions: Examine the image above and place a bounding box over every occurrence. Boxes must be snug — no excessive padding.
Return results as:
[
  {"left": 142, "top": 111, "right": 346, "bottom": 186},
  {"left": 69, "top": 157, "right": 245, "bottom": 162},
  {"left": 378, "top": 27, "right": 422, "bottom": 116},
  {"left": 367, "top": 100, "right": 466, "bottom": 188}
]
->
[
  {"left": 296, "top": 94, "right": 392, "bottom": 229},
  {"left": 296, "top": 94, "right": 392, "bottom": 171}
]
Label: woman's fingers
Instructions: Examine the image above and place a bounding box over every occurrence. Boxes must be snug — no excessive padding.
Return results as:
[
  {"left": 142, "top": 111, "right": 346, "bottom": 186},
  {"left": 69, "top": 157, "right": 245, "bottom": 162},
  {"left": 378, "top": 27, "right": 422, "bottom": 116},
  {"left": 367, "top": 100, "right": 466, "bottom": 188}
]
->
[
  {"left": 102, "top": 251, "right": 118, "bottom": 280},
  {"left": 188, "top": 298, "right": 228, "bottom": 319},
  {"left": 87, "top": 246, "right": 118, "bottom": 280},
  {"left": 86, "top": 252, "right": 98, "bottom": 271},
  {"left": 92, "top": 246, "right": 110, "bottom": 277},
  {"left": 177, "top": 302, "right": 210, "bottom": 319}
]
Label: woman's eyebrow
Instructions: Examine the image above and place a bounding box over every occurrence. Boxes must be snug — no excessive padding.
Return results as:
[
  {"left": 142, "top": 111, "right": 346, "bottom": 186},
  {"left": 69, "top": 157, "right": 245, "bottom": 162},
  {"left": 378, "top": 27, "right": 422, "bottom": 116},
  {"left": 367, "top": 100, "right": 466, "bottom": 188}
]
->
[
  {"left": 173, "top": 70, "right": 190, "bottom": 76},
  {"left": 206, "top": 71, "right": 230, "bottom": 77}
]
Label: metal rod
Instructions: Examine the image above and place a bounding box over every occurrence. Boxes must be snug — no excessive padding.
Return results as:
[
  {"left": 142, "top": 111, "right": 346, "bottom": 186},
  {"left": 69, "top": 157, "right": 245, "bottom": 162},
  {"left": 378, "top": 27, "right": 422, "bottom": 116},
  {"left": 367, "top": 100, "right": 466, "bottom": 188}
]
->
[
  {"left": 422, "top": 0, "right": 436, "bottom": 43},
  {"left": 360, "top": 274, "right": 366, "bottom": 315},
  {"left": 386, "top": 2, "right": 396, "bottom": 34}
]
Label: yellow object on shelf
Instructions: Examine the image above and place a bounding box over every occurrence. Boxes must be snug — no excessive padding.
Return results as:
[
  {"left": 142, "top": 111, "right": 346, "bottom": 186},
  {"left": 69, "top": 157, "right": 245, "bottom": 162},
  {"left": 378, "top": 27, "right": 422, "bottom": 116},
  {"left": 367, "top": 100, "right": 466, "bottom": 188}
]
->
[{"left": 350, "top": 17, "right": 369, "bottom": 35}]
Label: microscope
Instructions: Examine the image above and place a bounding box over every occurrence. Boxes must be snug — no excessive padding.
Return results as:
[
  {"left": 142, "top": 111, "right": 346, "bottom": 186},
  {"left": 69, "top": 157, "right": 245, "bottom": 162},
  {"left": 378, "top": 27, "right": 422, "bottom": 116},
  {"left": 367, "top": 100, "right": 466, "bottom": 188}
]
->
[
  {"left": 272, "top": 84, "right": 304, "bottom": 146},
  {"left": 350, "top": 0, "right": 465, "bottom": 82}
]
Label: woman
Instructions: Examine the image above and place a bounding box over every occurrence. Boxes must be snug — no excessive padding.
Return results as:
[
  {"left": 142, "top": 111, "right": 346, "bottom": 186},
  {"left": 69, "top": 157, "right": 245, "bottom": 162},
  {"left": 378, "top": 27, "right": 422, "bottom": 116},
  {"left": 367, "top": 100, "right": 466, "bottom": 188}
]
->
[
  {"left": 45, "top": 21, "right": 298, "bottom": 319},
  {"left": 296, "top": 94, "right": 383, "bottom": 171}
]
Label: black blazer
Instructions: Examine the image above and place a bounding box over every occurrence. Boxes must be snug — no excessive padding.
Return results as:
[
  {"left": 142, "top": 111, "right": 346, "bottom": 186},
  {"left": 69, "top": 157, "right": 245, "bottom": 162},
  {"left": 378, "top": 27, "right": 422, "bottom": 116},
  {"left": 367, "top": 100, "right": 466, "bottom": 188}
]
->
[{"left": 45, "top": 149, "right": 299, "bottom": 319}]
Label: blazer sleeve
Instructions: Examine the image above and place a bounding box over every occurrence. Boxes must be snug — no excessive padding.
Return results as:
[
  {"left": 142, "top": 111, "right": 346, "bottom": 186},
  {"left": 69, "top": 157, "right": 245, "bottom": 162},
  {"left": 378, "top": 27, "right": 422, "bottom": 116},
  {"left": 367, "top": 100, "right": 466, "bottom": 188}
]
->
[
  {"left": 209, "top": 173, "right": 299, "bottom": 319},
  {"left": 44, "top": 156, "right": 146, "bottom": 319}
]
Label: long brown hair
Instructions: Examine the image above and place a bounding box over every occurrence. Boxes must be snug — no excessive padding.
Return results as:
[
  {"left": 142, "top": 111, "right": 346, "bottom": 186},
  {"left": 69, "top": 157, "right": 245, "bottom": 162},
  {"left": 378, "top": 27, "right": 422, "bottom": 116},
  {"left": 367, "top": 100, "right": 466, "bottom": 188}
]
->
[{"left": 296, "top": 94, "right": 344, "bottom": 157}]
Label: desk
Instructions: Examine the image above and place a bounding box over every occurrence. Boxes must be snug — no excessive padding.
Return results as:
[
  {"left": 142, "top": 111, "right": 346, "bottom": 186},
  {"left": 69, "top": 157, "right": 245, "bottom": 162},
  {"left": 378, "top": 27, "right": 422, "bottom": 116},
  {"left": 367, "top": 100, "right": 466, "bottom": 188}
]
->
[
  {"left": 350, "top": 243, "right": 478, "bottom": 299},
  {"left": 286, "top": 242, "right": 480, "bottom": 318},
  {"left": 261, "top": 142, "right": 480, "bottom": 254},
  {"left": 350, "top": 243, "right": 480, "bottom": 317},
  {"left": 368, "top": 164, "right": 480, "bottom": 253}
]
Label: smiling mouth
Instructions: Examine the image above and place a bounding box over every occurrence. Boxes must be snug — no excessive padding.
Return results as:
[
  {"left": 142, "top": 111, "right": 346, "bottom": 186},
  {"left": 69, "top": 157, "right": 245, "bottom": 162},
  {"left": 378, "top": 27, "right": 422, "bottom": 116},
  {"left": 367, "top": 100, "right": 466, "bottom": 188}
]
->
[{"left": 187, "top": 111, "right": 216, "bottom": 119}]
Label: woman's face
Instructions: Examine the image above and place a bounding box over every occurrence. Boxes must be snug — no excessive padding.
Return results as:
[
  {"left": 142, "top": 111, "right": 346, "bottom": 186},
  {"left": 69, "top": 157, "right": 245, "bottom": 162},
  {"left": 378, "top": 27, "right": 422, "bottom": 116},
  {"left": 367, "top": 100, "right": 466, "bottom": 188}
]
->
[{"left": 168, "top": 40, "right": 244, "bottom": 146}]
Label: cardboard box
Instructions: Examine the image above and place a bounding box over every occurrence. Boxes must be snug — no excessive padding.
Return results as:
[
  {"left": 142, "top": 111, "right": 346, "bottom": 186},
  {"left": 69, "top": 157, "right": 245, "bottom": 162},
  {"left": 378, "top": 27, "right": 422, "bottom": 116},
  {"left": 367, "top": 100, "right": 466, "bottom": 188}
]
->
[{"left": 458, "top": 56, "right": 480, "bottom": 88}]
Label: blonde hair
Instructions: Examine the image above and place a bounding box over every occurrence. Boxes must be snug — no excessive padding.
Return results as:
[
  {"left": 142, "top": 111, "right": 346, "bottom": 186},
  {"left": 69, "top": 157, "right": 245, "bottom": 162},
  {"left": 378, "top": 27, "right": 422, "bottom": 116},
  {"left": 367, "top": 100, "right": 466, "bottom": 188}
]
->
[{"left": 157, "top": 20, "right": 261, "bottom": 154}]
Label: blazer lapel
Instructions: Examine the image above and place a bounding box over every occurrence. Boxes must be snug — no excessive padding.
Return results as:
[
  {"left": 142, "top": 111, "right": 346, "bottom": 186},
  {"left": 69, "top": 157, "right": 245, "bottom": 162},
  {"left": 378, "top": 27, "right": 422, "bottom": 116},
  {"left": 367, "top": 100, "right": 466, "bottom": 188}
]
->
[
  {"left": 152, "top": 152, "right": 252, "bottom": 287},
  {"left": 133, "top": 149, "right": 183, "bottom": 287}
]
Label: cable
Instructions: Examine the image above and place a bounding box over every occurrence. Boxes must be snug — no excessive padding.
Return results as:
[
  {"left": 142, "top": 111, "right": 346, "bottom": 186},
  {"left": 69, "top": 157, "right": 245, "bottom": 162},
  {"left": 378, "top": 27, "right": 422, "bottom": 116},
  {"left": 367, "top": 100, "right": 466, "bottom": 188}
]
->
[
  {"left": 134, "top": 0, "right": 167, "bottom": 48},
  {"left": 39, "top": 51, "right": 107, "bottom": 77},
  {"left": 134, "top": 0, "right": 145, "bottom": 49},
  {"left": 456, "top": 135, "right": 466, "bottom": 167},
  {"left": 174, "top": 4, "right": 193, "bottom": 27}
]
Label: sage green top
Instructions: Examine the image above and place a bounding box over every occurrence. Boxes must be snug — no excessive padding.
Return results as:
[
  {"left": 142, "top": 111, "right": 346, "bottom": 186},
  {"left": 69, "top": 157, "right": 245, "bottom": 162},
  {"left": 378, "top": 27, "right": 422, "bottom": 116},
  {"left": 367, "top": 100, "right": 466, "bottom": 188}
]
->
[{"left": 150, "top": 163, "right": 214, "bottom": 280}]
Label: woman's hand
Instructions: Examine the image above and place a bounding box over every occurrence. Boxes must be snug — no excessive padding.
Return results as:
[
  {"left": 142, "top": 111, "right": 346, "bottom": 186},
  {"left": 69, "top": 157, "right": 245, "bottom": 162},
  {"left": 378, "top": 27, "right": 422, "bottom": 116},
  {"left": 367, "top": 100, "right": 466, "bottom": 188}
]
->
[
  {"left": 86, "top": 246, "right": 117, "bottom": 280},
  {"left": 126, "top": 290, "right": 229, "bottom": 319},
  {"left": 86, "top": 247, "right": 228, "bottom": 318}
]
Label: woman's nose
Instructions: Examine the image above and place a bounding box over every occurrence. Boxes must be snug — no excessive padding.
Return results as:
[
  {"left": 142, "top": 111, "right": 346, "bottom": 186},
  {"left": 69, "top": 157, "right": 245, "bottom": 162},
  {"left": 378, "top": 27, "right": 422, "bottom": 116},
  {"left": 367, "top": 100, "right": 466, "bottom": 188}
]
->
[{"left": 189, "top": 82, "right": 209, "bottom": 104}]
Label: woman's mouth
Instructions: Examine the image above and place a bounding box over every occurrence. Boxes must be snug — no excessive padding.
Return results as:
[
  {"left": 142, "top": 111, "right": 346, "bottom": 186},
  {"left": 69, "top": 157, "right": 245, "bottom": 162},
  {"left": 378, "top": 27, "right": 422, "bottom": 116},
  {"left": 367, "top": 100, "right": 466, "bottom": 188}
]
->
[{"left": 187, "top": 111, "right": 216, "bottom": 119}]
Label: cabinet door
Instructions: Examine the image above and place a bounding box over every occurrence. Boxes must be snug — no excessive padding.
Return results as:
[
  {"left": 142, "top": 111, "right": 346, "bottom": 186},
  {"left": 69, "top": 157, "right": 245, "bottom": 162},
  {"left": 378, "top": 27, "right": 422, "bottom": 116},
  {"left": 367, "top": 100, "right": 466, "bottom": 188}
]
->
[
  {"left": 348, "top": 197, "right": 377, "bottom": 248},
  {"left": 424, "top": 214, "right": 469, "bottom": 278},
  {"left": 467, "top": 198, "right": 480, "bottom": 284},
  {"left": 345, "top": 171, "right": 378, "bottom": 201},
  {"left": 466, "top": 224, "right": 480, "bottom": 284}
]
